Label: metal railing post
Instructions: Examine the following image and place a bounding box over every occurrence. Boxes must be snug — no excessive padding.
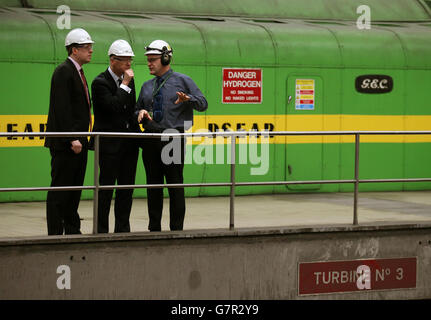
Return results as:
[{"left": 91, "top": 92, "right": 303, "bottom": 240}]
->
[
  {"left": 353, "top": 133, "right": 360, "bottom": 225},
  {"left": 93, "top": 134, "right": 99, "bottom": 234},
  {"left": 229, "top": 134, "right": 236, "bottom": 230}
]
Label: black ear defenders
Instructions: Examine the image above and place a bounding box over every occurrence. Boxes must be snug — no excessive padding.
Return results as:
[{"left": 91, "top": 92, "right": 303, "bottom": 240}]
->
[
  {"left": 145, "top": 45, "right": 173, "bottom": 66},
  {"left": 160, "top": 46, "right": 172, "bottom": 66}
]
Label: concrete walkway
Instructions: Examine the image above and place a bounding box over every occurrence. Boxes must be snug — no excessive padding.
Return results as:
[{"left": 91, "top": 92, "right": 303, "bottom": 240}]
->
[{"left": 1, "top": 191, "right": 431, "bottom": 238}]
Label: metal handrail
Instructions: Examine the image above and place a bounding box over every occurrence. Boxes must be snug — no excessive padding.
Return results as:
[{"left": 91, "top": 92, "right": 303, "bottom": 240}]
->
[{"left": 2, "top": 130, "right": 431, "bottom": 233}]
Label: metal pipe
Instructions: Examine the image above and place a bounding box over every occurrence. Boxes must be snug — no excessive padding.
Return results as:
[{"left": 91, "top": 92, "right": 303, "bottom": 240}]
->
[
  {"left": 93, "top": 135, "right": 100, "bottom": 235},
  {"left": 3, "top": 130, "right": 431, "bottom": 139},
  {"left": 3, "top": 177, "right": 431, "bottom": 193},
  {"left": 356, "top": 178, "right": 431, "bottom": 183},
  {"left": 230, "top": 135, "right": 236, "bottom": 230},
  {"left": 353, "top": 133, "right": 360, "bottom": 225},
  {"left": 0, "top": 186, "right": 95, "bottom": 192}
]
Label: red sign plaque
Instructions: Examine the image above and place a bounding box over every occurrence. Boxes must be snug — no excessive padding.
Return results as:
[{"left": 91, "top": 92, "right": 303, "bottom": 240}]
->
[
  {"left": 222, "top": 68, "right": 262, "bottom": 104},
  {"left": 298, "top": 257, "right": 416, "bottom": 295}
]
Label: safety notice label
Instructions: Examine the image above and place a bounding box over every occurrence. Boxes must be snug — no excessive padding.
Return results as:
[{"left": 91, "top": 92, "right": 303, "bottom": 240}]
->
[
  {"left": 295, "top": 79, "right": 315, "bottom": 110},
  {"left": 222, "top": 68, "right": 262, "bottom": 104}
]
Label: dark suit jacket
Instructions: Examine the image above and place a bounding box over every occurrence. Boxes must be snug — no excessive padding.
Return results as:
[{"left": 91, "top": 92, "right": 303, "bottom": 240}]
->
[
  {"left": 91, "top": 69, "right": 141, "bottom": 154},
  {"left": 45, "top": 58, "right": 91, "bottom": 150}
]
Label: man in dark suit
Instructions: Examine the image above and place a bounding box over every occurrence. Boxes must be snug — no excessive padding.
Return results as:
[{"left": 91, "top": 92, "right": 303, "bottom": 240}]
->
[
  {"left": 45, "top": 28, "right": 94, "bottom": 235},
  {"left": 91, "top": 40, "right": 151, "bottom": 233}
]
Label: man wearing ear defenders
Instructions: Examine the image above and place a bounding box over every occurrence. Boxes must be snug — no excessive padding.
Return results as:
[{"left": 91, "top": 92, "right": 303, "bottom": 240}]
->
[{"left": 136, "top": 39, "right": 208, "bottom": 232}]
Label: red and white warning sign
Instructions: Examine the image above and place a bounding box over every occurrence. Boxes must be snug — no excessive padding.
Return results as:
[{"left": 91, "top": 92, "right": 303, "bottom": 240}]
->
[
  {"left": 298, "top": 257, "right": 417, "bottom": 295},
  {"left": 222, "top": 68, "right": 262, "bottom": 104}
]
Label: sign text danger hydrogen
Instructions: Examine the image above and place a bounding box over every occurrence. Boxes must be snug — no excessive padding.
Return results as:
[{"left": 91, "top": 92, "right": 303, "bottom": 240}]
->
[{"left": 223, "top": 68, "right": 262, "bottom": 104}]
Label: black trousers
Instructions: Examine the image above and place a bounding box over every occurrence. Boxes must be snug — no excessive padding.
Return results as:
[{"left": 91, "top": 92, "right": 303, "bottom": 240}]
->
[
  {"left": 46, "top": 148, "right": 87, "bottom": 235},
  {"left": 97, "top": 140, "right": 139, "bottom": 233},
  {"left": 142, "top": 135, "right": 185, "bottom": 231}
]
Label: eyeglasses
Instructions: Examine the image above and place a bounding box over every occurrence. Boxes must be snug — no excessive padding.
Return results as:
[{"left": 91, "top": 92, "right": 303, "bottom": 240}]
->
[
  {"left": 113, "top": 57, "right": 133, "bottom": 63},
  {"left": 77, "top": 44, "right": 93, "bottom": 51},
  {"left": 147, "top": 57, "right": 161, "bottom": 63}
]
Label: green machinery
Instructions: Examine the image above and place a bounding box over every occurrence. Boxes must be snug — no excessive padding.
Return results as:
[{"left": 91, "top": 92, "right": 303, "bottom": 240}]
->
[{"left": 1, "top": 0, "right": 431, "bottom": 201}]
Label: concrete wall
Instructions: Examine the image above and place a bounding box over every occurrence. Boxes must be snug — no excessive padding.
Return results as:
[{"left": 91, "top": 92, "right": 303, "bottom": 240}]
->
[{"left": 0, "top": 223, "right": 430, "bottom": 299}]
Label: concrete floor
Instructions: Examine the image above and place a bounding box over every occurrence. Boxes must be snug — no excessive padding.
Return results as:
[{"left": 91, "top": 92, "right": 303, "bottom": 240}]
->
[{"left": 1, "top": 191, "right": 431, "bottom": 237}]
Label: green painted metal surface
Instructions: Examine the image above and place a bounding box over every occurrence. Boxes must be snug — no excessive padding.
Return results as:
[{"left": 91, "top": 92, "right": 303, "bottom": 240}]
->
[
  {"left": 4, "top": 0, "right": 430, "bottom": 21},
  {"left": 1, "top": 1, "right": 431, "bottom": 202}
]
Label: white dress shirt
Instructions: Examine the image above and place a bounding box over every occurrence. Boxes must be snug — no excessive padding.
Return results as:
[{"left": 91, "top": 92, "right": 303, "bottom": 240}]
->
[{"left": 108, "top": 67, "right": 131, "bottom": 94}]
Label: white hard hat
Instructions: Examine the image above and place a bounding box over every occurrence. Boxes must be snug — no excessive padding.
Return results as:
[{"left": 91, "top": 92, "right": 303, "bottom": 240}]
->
[
  {"left": 108, "top": 39, "right": 135, "bottom": 57},
  {"left": 145, "top": 40, "right": 173, "bottom": 56},
  {"left": 65, "top": 28, "right": 94, "bottom": 46}
]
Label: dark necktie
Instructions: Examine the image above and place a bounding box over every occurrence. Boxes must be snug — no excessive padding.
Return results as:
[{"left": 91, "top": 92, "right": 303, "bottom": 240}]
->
[
  {"left": 118, "top": 78, "right": 122, "bottom": 87},
  {"left": 79, "top": 68, "right": 92, "bottom": 131},
  {"left": 153, "top": 76, "right": 164, "bottom": 122}
]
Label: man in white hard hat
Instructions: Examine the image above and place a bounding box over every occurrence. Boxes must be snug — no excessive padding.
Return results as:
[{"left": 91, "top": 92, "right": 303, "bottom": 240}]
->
[
  {"left": 45, "top": 28, "right": 94, "bottom": 235},
  {"left": 136, "top": 39, "right": 208, "bottom": 232},
  {"left": 91, "top": 39, "right": 151, "bottom": 233}
]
